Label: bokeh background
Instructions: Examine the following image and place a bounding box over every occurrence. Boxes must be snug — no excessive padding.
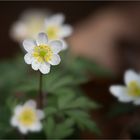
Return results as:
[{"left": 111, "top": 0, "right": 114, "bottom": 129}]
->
[{"left": 1, "top": 1, "right": 140, "bottom": 139}]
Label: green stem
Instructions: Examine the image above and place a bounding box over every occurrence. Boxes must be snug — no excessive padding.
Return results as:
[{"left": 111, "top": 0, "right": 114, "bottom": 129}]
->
[{"left": 38, "top": 72, "right": 43, "bottom": 109}]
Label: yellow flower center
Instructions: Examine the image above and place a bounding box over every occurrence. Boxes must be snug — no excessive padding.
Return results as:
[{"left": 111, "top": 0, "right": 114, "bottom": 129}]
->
[
  {"left": 33, "top": 45, "right": 53, "bottom": 63},
  {"left": 46, "top": 25, "right": 59, "bottom": 40},
  {"left": 18, "top": 107, "right": 37, "bottom": 126},
  {"left": 128, "top": 81, "right": 140, "bottom": 96}
]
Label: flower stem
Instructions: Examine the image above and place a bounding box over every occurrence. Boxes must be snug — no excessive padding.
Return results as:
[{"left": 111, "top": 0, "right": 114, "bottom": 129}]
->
[{"left": 37, "top": 72, "right": 43, "bottom": 109}]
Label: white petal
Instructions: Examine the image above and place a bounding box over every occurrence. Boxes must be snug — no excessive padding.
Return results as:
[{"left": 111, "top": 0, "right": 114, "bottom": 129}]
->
[
  {"left": 59, "top": 25, "right": 73, "bottom": 38},
  {"left": 39, "top": 63, "right": 50, "bottom": 74},
  {"left": 31, "top": 59, "right": 40, "bottom": 71},
  {"left": 45, "top": 13, "right": 65, "bottom": 26},
  {"left": 36, "top": 32, "right": 48, "bottom": 45},
  {"left": 49, "top": 54, "right": 61, "bottom": 65},
  {"left": 29, "top": 122, "right": 42, "bottom": 132},
  {"left": 24, "top": 53, "right": 33, "bottom": 64},
  {"left": 10, "top": 22, "right": 27, "bottom": 42},
  {"left": 24, "top": 100, "right": 36, "bottom": 108},
  {"left": 49, "top": 40, "right": 63, "bottom": 54},
  {"left": 37, "top": 110, "right": 45, "bottom": 120},
  {"left": 19, "top": 125, "right": 28, "bottom": 134},
  {"left": 23, "top": 39, "right": 36, "bottom": 52},
  {"left": 124, "top": 70, "right": 140, "bottom": 86},
  {"left": 14, "top": 105, "right": 23, "bottom": 115},
  {"left": 133, "top": 99, "right": 140, "bottom": 105},
  {"left": 109, "top": 85, "right": 133, "bottom": 102},
  {"left": 10, "top": 117, "right": 18, "bottom": 127},
  {"left": 60, "top": 39, "right": 68, "bottom": 50}
]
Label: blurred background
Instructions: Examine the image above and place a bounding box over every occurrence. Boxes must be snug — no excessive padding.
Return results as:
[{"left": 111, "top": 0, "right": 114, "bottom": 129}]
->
[{"left": 1, "top": 1, "right": 140, "bottom": 139}]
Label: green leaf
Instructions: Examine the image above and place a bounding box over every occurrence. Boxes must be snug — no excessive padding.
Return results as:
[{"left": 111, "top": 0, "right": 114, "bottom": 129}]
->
[
  {"left": 52, "top": 118, "right": 74, "bottom": 139},
  {"left": 65, "top": 110, "right": 100, "bottom": 135},
  {"left": 44, "top": 107, "right": 58, "bottom": 116},
  {"left": 58, "top": 93, "right": 75, "bottom": 110},
  {"left": 63, "top": 97, "right": 99, "bottom": 110},
  {"left": 43, "top": 116, "right": 55, "bottom": 138},
  {"left": 81, "top": 119, "right": 101, "bottom": 135}
]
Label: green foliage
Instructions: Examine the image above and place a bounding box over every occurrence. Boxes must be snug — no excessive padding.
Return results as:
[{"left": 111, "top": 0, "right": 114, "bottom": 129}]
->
[{"left": 0, "top": 51, "right": 109, "bottom": 139}]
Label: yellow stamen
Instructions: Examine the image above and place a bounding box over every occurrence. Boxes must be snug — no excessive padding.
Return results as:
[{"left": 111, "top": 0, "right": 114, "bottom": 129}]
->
[
  {"left": 18, "top": 107, "right": 37, "bottom": 126},
  {"left": 33, "top": 45, "right": 53, "bottom": 63},
  {"left": 128, "top": 81, "right": 140, "bottom": 96},
  {"left": 46, "top": 25, "right": 59, "bottom": 40}
]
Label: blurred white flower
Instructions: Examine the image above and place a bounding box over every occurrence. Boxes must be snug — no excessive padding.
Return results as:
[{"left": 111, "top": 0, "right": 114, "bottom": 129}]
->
[
  {"left": 23, "top": 32, "right": 63, "bottom": 74},
  {"left": 10, "top": 9, "right": 73, "bottom": 50},
  {"left": 11, "top": 100, "right": 45, "bottom": 134},
  {"left": 45, "top": 13, "right": 73, "bottom": 49},
  {"left": 109, "top": 70, "right": 140, "bottom": 105},
  {"left": 10, "top": 9, "right": 48, "bottom": 42}
]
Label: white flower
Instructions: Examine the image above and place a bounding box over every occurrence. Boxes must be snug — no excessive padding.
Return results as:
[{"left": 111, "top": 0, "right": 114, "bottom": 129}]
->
[
  {"left": 45, "top": 13, "right": 73, "bottom": 49},
  {"left": 10, "top": 100, "right": 45, "bottom": 134},
  {"left": 109, "top": 70, "right": 140, "bottom": 105},
  {"left": 10, "top": 10, "right": 72, "bottom": 50},
  {"left": 23, "top": 32, "right": 63, "bottom": 74},
  {"left": 10, "top": 9, "right": 48, "bottom": 42}
]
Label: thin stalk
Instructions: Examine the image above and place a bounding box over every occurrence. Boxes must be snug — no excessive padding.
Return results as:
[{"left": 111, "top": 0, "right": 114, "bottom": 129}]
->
[{"left": 37, "top": 72, "right": 43, "bottom": 109}]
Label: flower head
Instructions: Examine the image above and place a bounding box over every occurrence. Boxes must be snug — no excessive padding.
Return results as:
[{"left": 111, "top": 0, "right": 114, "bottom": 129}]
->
[
  {"left": 45, "top": 13, "right": 73, "bottom": 49},
  {"left": 10, "top": 9, "right": 47, "bottom": 42},
  {"left": 10, "top": 10, "right": 72, "bottom": 50},
  {"left": 23, "top": 32, "right": 63, "bottom": 74},
  {"left": 10, "top": 100, "right": 45, "bottom": 134},
  {"left": 109, "top": 70, "right": 140, "bottom": 105}
]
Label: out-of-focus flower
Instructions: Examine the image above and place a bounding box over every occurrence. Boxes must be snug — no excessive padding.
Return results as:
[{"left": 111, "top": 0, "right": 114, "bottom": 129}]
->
[
  {"left": 10, "top": 10, "right": 72, "bottom": 50},
  {"left": 10, "top": 9, "right": 48, "bottom": 42},
  {"left": 10, "top": 100, "right": 45, "bottom": 134},
  {"left": 109, "top": 70, "right": 140, "bottom": 105},
  {"left": 23, "top": 32, "right": 63, "bottom": 74},
  {"left": 45, "top": 13, "right": 73, "bottom": 49}
]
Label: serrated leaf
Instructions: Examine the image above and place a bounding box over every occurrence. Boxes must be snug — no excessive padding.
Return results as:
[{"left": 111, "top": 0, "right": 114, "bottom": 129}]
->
[
  {"left": 58, "top": 93, "right": 76, "bottom": 109},
  {"left": 53, "top": 118, "right": 75, "bottom": 139},
  {"left": 63, "top": 97, "right": 99, "bottom": 110},
  {"left": 65, "top": 110, "right": 100, "bottom": 135}
]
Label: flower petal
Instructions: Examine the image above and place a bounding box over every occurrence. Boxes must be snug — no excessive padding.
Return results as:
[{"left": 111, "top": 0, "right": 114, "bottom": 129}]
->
[
  {"left": 60, "top": 39, "right": 68, "bottom": 50},
  {"left": 45, "top": 13, "right": 65, "bottom": 26},
  {"left": 29, "top": 122, "right": 42, "bottom": 132},
  {"left": 37, "top": 110, "right": 45, "bottom": 120},
  {"left": 23, "top": 39, "right": 36, "bottom": 52},
  {"left": 10, "top": 117, "right": 18, "bottom": 127},
  {"left": 59, "top": 25, "right": 73, "bottom": 38},
  {"left": 31, "top": 59, "right": 40, "bottom": 71},
  {"left": 133, "top": 99, "right": 140, "bottom": 105},
  {"left": 36, "top": 32, "right": 48, "bottom": 45},
  {"left": 19, "top": 125, "right": 28, "bottom": 134},
  {"left": 109, "top": 85, "right": 133, "bottom": 102},
  {"left": 10, "top": 22, "right": 27, "bottom": 42},
  {"left": 49, "top": 54, "right": 61, "bottom": 65},
  {"left": 24, "top": 100, "right": 36, "bottom": 108},
  {"left": 49, "top": 40, "right": 63, "bottom": 54},
  {"left": 124, "top": 70, "right": 140, "bottom": 86},
  {"left": 39, "top": 63, "right": 50, "bottom": 74},
  {"left": 24, "top": 53, "right": 33, "bottom": 64},
  {"left": 14, "top": 105, "right": 22, "bottom": 115}
]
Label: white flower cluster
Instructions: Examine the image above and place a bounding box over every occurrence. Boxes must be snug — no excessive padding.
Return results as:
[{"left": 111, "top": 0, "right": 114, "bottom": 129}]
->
[
  {"left": 10, "top": 9, "right": 73, "bottom": 135},
  {"left": 10, "top": 9, "right": 73, "bottom": 50}
]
